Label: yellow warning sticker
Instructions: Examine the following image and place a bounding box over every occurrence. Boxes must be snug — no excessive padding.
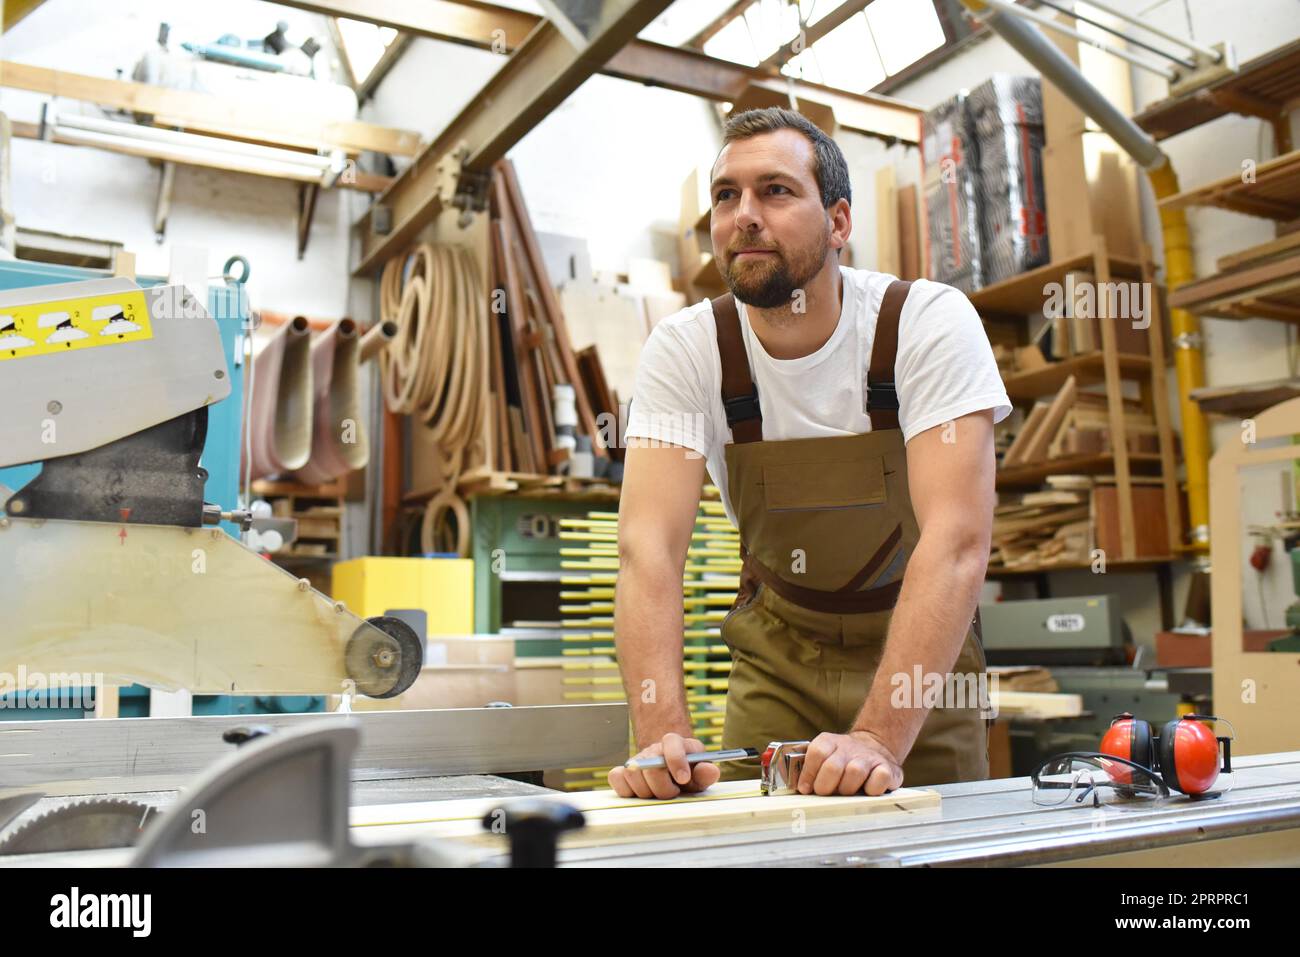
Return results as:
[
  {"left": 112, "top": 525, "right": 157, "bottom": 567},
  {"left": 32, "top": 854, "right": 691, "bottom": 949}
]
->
[{"left": 0, "top": 289, "right": 153, "bottom": 361}]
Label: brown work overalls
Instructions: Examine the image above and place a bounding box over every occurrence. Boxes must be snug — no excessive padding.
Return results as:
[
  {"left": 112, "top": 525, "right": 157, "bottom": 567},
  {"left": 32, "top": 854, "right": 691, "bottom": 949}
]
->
[{"left": 713, "top": 280, "right": 990, "bottom": 786}]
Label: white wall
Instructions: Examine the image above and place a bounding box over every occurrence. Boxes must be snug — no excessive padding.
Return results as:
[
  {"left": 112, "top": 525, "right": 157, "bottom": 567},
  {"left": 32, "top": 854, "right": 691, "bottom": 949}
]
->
[{"left": 1, "top": 0, "right": 358, "bottom": 318}]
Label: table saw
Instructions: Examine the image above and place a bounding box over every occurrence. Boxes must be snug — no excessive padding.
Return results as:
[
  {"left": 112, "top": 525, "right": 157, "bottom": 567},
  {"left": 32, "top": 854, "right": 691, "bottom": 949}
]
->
[{"left": 3, "top": 705, "right": 1299, "bottom": 867}]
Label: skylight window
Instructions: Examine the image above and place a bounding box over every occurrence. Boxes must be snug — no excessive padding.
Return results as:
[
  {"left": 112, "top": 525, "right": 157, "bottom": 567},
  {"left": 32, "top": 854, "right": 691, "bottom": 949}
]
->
[{"left": 703, "top": 0, "right": 948, "bottom": 93}]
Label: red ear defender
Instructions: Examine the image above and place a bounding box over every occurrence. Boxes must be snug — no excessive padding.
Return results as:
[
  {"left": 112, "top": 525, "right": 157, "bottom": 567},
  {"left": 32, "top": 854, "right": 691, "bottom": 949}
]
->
[
  {"left": 1100, "top": 713, "right": 1233, "bottom": 796},
  {"left": 1100, "top": 712, "right": 1155, "bottom": 767},
  {"left": 1159, "top": 715, "right": 1229, "bottom": 795}
]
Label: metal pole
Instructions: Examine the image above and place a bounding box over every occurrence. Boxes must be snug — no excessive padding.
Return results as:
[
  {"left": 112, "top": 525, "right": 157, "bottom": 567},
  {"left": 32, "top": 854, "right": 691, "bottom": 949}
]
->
[
  {"left": 1035, "top": 0, "right": 1197, "bottom": 69},
  {"left": 963, "top": 0, "right": 1167, "bottom": 167},
  {"left": 1078, "top": 0, "right": 1223, "bottom": 61},
  {"left": 977, "top": 0, "right": 1176, "bottom": 80}
]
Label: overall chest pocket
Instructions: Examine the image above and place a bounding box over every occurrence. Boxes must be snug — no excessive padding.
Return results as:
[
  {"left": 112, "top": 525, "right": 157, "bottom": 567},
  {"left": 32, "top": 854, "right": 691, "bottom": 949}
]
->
[{"left": 762, "top": 457, "right": 887, "bottom": 512}]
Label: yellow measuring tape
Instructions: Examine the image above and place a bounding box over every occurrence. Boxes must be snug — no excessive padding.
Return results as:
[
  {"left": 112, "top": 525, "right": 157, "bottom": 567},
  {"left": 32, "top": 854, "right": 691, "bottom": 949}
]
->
[{"left": 0, "top": 289, "right": 152, "bottom": 361}]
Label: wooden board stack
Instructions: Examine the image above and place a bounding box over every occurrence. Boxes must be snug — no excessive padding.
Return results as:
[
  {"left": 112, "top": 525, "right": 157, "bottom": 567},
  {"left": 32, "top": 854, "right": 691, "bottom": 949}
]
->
[
  {"left": 485, "top": 159, "right": 617, "bottom": 476},
  {"left": 553, "top": 488, "right": 740, "bottom": 790},
  {"left": 991, "top": 483, "right": 1093, "bottom": 569},
  {"left": 1001, "top": 373, "right": 1162, "bottom": 470},
  {"left": 1168, "top": 224, "right": 1300, "bottom": 322}
]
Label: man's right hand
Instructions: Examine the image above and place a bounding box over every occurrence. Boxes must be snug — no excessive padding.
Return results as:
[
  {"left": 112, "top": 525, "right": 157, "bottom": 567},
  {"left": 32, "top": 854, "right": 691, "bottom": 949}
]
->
[{"left": 607, "top": 732, "right": 720, "bottom": 799}]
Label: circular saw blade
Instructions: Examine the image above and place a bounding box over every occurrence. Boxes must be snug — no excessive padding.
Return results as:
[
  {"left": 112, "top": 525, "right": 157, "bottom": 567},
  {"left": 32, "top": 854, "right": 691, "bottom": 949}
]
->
[
  {"left": 345, "top": 616, "right": 422, "bottom": 698},
  {"left": 0, "top": 799, "right": 155, "bottom": 855}
]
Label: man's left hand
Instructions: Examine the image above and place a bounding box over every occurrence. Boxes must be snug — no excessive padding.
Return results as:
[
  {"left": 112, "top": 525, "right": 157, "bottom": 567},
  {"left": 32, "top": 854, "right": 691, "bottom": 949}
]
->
[{"left": 796, "top": 730, "right": 904, "bottom": 796}]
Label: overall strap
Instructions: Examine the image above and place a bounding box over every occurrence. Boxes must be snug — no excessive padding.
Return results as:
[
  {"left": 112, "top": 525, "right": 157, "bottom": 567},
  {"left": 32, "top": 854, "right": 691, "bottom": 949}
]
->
[
  {"left": 866, "top": 279, "right": 913, "bottom": 432},
  {"left": 711, "top": 293, "right": 762, "bottom": 444}
]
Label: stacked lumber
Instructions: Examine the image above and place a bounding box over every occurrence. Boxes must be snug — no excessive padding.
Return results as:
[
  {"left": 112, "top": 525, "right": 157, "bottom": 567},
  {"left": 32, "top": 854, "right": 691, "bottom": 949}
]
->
[
  {"left": 485, "top": 159, "right": 614, "bottom": 475},
  {"left": 991, "top": 485, "right": 1092, "bottom": 569},
  {"left": 1001, "top": 376, "right": 1160, "bottom": 469},
  {"left": 1167, "top": 228, "right": 1300, "bottom": 322},
  {"left": 988, "top": 666, "right": 1060, "bottom": 693}
]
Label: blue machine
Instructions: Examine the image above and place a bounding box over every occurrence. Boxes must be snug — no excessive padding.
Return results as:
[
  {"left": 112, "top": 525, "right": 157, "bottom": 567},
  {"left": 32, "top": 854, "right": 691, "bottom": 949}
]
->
[{"left": 0, "top": 256, "right": 324, "bottom": 718}]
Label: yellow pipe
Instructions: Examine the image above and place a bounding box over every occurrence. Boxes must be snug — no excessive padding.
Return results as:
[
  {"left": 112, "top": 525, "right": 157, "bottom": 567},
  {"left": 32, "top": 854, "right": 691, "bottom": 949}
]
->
[{"left": 1148, "top": 161, "right": 1210, "bottom": 551}]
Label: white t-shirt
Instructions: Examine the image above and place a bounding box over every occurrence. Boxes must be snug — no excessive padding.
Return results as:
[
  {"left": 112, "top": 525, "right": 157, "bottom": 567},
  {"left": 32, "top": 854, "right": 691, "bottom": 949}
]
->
[{"left": 624, "top": 266, "right": 1012, "bottom": 527}]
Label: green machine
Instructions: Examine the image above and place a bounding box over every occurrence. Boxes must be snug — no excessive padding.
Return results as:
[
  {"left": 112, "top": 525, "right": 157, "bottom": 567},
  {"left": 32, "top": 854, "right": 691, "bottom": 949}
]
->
[{"left": 471, "top": 495, "right": 608, "bottom": 657}]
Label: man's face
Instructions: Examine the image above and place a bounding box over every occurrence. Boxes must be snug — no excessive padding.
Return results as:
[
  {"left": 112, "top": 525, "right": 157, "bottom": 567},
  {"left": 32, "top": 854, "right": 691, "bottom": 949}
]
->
[{"left": 709, "top": 128, "right": 842, "bottom": 309}]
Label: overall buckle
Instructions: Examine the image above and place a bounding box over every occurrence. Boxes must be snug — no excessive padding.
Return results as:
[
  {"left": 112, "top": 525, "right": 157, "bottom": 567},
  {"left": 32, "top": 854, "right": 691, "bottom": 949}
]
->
[
  {"left": 724, "top": 390, "right": 762, "bottom": 425},
  {"left": 866, "top": 380, "right": 899, "bottom": 413}
]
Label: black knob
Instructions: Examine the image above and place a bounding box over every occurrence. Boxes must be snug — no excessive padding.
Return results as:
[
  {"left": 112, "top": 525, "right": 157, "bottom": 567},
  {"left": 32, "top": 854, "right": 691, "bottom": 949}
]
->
[
  {"left": 222, "top": 725, "right": 274, "bottom": 747},
  {"left": 481, "top": 799, "right": 584, "bottom": 868}
]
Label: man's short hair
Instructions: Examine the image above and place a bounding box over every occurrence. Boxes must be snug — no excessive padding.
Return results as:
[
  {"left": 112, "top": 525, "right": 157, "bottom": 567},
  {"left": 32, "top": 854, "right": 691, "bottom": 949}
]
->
[{"left": 720, "top": 106, "right": 852, "bottom": 209}]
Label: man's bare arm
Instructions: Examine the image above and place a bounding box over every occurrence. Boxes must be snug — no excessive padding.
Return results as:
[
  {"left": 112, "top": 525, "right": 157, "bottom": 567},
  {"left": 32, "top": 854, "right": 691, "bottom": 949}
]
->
[
  {"left": 852, "top": 409, "right": 996, "bottom": 756},
  {"left": 798, "top": 410, "right": 995, "bottom": 795},
  {"left": 607, "top": 438, "right": 719, "bottom": 798}
]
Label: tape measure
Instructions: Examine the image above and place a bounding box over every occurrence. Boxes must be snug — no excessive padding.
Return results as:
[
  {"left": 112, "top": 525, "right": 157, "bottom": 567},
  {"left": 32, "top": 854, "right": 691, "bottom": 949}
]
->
[{"left": 0, "top": 289, "right": 152, "bottom": 361}]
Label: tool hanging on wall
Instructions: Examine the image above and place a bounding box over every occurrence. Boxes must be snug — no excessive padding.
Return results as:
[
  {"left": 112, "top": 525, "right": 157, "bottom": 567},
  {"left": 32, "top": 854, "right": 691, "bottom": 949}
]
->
[
  {"left": 375, "top": 159, "right": 620, "bottom": 557},
  {"left": 291, "top": 318, "right": 368, "bottom": 485},
  {"left": 378, "top": 241, "right": 487, "bottom": 557}
]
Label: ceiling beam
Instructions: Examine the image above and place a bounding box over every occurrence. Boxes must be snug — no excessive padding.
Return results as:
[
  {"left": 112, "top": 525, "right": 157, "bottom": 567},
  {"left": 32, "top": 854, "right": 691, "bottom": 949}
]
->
[
  {"left": 271, "top": 0, "right": 537, "bottom": 49},
  {"left": 755, "top": 0, "right": 873, "bottom": 73},
  {"left": 3, "top": 0, "right": 50, "bottom": 32},
  {"left": 684, "top": 0, "right": 752, "bottom": 50},
  {"left": 352, "top": 0, "right": 677, "bottom": 275},
  {"left": 0, "top": 60, "right": 423, "bottom": 157},
  {"left": 268, "top": 0, "right": 921, "bottom": 142}
]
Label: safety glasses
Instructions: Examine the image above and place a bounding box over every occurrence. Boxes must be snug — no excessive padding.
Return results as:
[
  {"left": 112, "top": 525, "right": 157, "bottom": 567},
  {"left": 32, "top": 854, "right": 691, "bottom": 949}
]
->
[{"left": 1030, "top": 752, "right": 1171, "bottom": 808}]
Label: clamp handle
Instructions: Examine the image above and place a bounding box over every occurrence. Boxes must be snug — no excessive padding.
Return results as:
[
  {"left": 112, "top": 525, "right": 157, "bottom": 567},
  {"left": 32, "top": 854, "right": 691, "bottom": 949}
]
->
[{"left": 482, "top": 799, "right": 584, "bottom": 868}]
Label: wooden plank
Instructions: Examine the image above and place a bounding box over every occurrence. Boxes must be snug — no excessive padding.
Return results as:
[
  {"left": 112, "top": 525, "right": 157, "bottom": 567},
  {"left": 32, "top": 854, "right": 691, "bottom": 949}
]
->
[
  {"left": 897, "top": 184, "right": 921, "bottom": 281},
  {"left": 1003, "top": 402, "right": 1050, "bottom": 468},
  {"left": 491, "top": 211, "right": 545, "bottom": 474},
  {"left": 967, "top": 252, "right": 1143, "bottom": 316},
  {"left": 989, "top": 691, "right": 1084, "bottom": 718},
  {"left": 498, "top": 160, "right": 604, "bottom": 458},
  {"left": 1141, "top": 253, "right": 1183, "bottom": 553},
  {"left": 996, "top": 452, "right": 1164, "bottom": 488},
  {"left": 1021, "top": 375, "right": 1077, "bottom": 464},
  {"left": 1168, "top": 250, "right": 1300, "bottom": 309},
  {"left": 350, "top": 779, "right": 940, "bottom": 846},
  {"left": 875, "top": 165, "right": 900, "bottom": 277},
  {"left": 0, "top": 60, "right": 420, "bottom": 158},
  {"left": 1190, "top": 377, "right": 1300, "bottom": 416},
  {"left": 1216, "top": 229, "right": 1300, "bottom": 272},
  {"left": 1094, "top": 239, "right": 1136, "bottom": 560},
  {"left": 1002, "top": 352, "right": 1149, "bottom": 402},
  {"left": 1158, "top": 148, "right": 1300, "bottom": 220}
]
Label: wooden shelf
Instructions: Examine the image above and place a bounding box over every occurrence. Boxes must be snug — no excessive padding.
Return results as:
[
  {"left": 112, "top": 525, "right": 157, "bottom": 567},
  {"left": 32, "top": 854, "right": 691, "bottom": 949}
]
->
[
  {"left": 996, "top": 452, "right": 1165, "bottom": 489},
  {"left": 405, "top": 470, "right": 621, "bottom": 503},
  {"left": 986, "top": 555, "right": 1177, "bottom": 577},
  {"left": 967, "top": 253, "right": 1144, "bottom": 316},
  {"left": 1158, "top": 149, "right": 1300, "bottom": 222},
  {"left": 1190, "top": 378, "right": 1300, "bottom": 416},
  {"left": 1134, "top": 39, "right": 1300, "bottom": 141},
  {"left": 1002, "top": 352, "right": 1151, "bottom": 401},
  {"left": 1166, "top": 252, "right": 1300, "bottom": 323}
]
